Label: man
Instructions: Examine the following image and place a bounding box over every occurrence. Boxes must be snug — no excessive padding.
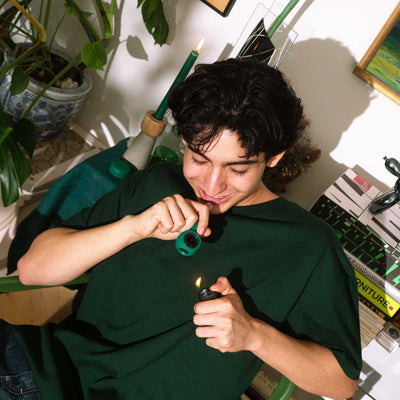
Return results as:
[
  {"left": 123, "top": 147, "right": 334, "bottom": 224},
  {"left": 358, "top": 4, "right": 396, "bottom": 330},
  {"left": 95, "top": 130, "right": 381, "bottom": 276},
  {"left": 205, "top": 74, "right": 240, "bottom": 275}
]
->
[{"left": 6, "top": 59, "right": 361, "bottom": 399}]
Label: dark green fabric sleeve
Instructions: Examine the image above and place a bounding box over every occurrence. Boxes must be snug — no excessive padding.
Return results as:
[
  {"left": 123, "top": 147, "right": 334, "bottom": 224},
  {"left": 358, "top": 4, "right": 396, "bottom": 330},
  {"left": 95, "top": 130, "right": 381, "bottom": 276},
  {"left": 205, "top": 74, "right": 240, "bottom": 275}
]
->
[{"left": 284, "top": 228, "right": 362, "bottom": 380}]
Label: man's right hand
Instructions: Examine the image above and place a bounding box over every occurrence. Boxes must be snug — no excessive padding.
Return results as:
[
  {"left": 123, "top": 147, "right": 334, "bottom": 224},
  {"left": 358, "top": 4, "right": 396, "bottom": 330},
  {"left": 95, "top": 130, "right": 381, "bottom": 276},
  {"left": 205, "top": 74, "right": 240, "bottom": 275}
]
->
[{"left": 133, "top": 194, "right": 212, "bottom": 241}]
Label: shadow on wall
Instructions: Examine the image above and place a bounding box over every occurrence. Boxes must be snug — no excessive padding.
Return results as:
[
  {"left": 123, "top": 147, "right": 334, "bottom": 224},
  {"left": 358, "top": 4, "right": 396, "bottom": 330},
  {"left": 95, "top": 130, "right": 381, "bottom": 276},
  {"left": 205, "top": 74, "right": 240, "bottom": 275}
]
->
[
  {"left": 76, "top": 0, "right": 183, "bottom": 146},
  {"left": 70, "top": 0, "right": 132, "bottom": 146},
  {"left": 279, "top": 37, "right": 375, "bottom": 209}
]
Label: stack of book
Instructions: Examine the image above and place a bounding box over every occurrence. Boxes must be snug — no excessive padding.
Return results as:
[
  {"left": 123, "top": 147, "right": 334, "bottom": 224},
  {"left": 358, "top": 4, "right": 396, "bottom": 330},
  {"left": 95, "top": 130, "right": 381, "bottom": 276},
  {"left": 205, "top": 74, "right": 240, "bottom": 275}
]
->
[{"left": 352, "top": 261, "right": 399, "bottom": 322}]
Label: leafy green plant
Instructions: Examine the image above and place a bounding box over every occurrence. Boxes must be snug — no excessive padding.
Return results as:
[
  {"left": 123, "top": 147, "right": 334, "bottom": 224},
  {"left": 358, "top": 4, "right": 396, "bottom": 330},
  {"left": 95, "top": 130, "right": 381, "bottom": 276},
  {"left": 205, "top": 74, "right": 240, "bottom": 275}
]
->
[{"left": 0, "top": 0, "right": 168, "bottom": 207}]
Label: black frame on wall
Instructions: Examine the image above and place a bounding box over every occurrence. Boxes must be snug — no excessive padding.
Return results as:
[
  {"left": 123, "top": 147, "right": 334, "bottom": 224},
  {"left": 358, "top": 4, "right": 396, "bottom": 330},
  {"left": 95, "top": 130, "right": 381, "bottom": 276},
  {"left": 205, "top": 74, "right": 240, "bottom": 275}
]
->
[{"left": 200, "top": 0, "right": 236, "bottom": 17}]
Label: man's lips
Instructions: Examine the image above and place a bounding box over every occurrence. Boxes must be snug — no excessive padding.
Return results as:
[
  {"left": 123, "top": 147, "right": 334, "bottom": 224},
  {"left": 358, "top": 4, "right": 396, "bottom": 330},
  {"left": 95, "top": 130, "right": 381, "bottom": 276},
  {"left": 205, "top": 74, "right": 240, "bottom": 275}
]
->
[{"left": 198, "top": 187, "right": 233, "bottom": 205}]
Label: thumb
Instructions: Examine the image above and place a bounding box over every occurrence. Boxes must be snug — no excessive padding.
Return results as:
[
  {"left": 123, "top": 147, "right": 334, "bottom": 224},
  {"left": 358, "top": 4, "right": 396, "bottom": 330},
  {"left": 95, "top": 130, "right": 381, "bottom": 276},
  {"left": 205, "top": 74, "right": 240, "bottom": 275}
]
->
[{"left": 210, "top": 277, "right": 236, "bottom": 296}]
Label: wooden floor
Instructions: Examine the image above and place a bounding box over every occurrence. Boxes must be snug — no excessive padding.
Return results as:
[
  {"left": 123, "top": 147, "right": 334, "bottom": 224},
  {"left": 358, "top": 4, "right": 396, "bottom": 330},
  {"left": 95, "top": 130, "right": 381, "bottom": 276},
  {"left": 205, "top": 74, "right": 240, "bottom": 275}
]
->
[{"left": 0, "top": 286, "right": 76, "bottom": 325}]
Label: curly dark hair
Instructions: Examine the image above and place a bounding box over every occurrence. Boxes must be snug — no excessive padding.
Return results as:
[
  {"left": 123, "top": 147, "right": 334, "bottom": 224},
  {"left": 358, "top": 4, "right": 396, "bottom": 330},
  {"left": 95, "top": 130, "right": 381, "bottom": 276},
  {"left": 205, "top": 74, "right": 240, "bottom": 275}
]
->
[{"left": 168, "top": 58, "right": 303, "bottom": 161}]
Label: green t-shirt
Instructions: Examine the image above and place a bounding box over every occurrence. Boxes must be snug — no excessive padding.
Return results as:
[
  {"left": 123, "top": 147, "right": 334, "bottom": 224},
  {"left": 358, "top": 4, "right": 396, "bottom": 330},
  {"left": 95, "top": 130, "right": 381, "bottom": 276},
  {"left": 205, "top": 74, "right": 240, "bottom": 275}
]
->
[{"left": 14, "top": 162, "right": 362, "bottom": 399}]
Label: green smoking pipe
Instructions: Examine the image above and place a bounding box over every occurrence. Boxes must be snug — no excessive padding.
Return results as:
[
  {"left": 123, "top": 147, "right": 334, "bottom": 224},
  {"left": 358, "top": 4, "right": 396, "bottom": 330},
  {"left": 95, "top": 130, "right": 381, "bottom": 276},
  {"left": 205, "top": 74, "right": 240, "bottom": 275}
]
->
[{"left": 176, "top": 221, "right": 201, "bottom": 256}]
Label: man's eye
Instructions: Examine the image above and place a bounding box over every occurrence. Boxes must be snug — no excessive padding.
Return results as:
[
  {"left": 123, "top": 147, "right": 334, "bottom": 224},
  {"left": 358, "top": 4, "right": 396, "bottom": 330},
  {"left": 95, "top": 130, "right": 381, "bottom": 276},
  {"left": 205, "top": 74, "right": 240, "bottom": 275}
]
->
[
  {"left": 231, "top": 168, "right": 248, "bottom": 176},
  {"left": 192, "top": 157, "right": 207, "bottom": 165}
]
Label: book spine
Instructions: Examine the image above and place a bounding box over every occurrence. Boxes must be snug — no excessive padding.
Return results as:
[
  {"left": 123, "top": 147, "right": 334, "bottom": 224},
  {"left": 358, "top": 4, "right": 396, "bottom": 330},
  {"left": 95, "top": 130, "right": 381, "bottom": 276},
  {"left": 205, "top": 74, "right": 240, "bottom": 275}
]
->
[
  {"left": 345, "top": 250, "right": 400, "bottom": 303},
  {"left": 251, "top": 368, "right": 277, "bottom": 398},
  {"left": 354, "top": 270, "right": 400, "bottom": 318},
  {"left": 358, "top": 300, "right": 386, "bottom": 348},
  {"left": 358, "top": 294, "right": 391, "bottom": 321}
]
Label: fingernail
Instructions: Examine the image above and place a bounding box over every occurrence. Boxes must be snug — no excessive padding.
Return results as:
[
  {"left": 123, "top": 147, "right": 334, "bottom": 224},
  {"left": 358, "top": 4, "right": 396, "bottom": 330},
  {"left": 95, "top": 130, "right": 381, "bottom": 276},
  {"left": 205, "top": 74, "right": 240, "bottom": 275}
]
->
[{"left": 206, "top": 202, "right": 212, "bottom": 210}]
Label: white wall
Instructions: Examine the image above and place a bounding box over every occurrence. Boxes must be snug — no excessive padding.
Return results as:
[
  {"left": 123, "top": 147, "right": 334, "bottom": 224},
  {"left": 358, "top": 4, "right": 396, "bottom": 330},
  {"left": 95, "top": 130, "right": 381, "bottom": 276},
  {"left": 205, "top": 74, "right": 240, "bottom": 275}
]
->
[{"left": 74, "top": 0, "right": 400, "bottom": 210}]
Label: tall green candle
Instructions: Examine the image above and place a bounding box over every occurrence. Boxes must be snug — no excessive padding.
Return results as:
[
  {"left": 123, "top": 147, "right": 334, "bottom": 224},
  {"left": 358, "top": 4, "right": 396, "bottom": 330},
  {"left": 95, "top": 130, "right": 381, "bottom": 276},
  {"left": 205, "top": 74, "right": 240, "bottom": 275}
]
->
[
  {"left": 267, "top": 0, "right": 300, "bottom": 38},
  {"left": 153, "top": 39, "right": 204, "bottom": 121}
]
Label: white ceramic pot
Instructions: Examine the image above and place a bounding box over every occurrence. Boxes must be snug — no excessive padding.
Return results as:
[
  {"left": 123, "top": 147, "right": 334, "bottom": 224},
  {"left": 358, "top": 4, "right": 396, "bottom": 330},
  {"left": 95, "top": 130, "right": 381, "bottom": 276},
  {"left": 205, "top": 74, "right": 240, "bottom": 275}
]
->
[{"left": 0, "top": 49, "right": 92, "bottom": 139}]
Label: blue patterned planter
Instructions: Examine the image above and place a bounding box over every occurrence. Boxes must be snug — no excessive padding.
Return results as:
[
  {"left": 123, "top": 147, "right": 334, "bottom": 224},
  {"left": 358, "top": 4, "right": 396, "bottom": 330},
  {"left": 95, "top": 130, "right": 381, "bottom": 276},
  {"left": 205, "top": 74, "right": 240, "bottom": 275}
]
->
[{"left": 0, "top": 50, "right": 92, "bottom": 139}]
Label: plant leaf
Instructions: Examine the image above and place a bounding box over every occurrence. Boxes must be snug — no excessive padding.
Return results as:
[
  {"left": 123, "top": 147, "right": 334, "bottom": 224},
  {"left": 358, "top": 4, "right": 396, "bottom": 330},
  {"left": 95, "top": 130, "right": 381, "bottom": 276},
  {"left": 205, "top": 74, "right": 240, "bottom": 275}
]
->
[
  {"left": 110, "top": 0, "right": 116, "bottom": 15},
  {"left": 0, "top": 111, "right": 36, "bottom": 206},
  {"left": 81, "top": 42, "right": 107, "bottom": 70},
  {"left": 94, "top": 0, "right": 113, "bottom": 40},
  {"left": 144, "top": 8, "right": 169, "bottom": 46},
  {"left": 0, "top": 109, "right": 13, "bottom": 130},
  {"left": 141, "top": 0, "right": 159, "bottom": 17},
  {"left": 0, "top": 110, "right": 13, "bottom": 147},
  {"left": 64, "top": 5, "right": 92, "bottom": 20},
  {"left": 0, "top": 143, "right": 20, "bottom": 207},
  {"left": 13, "top": 118, "right": 37, "bottom": 158},
  {"left": 5, "top": 134, "right": 32, "bottom": 186},
  {"left": 64, "top": 0, "right": 99, "bottom": 43},
  {"left": 140, "top": 0, "right": 169, "bottom": 46},
  {"left": 10, "top": 66, "right": 29, "bottom": 95}
]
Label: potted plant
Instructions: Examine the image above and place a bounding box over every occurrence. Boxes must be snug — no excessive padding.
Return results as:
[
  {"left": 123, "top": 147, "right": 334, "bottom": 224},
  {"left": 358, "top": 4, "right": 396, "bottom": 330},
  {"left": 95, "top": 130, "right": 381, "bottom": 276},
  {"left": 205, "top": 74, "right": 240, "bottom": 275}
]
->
[{"left": 0, "top": 0, "right": 168, "bottom": 207}]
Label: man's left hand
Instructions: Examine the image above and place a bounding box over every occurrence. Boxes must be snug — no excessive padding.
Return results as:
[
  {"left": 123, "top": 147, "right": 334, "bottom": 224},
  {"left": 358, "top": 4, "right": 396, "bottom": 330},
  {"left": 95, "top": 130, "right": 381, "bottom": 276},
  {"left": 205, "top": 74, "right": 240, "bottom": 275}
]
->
[{"left": 193, "top": 277, "right": 256, "bottom": 353}]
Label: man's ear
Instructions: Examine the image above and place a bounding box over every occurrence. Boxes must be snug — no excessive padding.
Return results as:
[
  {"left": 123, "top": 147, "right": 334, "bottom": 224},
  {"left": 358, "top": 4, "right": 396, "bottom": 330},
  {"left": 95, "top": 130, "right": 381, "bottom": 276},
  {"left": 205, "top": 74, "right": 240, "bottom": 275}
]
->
[
  {"left": 181, "top": 138, "right": 187, "bottom": 146},
  {"left": 266, "top": 151, "right": 286, "bottom": 168}
]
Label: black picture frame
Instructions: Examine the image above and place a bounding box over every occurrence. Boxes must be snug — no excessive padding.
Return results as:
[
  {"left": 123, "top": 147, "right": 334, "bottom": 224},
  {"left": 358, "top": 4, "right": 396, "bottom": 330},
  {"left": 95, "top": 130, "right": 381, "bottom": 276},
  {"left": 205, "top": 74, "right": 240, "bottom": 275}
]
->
[{"left": 200, "top": 0, "right": 236, "bottom": 17}]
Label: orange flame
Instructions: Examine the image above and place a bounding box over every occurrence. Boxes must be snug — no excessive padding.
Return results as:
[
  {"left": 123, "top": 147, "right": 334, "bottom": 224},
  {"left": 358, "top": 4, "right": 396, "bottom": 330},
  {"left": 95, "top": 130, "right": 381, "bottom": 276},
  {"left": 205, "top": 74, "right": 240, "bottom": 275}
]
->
[
  {"left": 195, "top": 38, "right": 205, "bottom": 53},
  {"left": 195, "top": 277, "right": 202, "bottom": 288}
]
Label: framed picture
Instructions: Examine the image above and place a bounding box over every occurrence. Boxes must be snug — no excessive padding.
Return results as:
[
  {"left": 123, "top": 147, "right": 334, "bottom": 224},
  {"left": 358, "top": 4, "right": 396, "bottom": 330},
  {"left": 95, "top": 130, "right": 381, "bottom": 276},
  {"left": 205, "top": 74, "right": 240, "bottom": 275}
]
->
[
  {"left": 353, "top": 4, "right": 400, "bottom": 105},
  {"left": 200, "top": 0, "right": 236, "bottom": 17}
]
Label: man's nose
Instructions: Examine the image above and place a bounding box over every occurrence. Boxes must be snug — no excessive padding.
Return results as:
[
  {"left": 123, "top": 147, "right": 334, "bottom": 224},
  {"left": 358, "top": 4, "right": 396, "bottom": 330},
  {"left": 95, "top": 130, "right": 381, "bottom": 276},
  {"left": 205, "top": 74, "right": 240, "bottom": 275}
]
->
[{"left": 203, "top": 167, "right": 227, "bottom": 197}]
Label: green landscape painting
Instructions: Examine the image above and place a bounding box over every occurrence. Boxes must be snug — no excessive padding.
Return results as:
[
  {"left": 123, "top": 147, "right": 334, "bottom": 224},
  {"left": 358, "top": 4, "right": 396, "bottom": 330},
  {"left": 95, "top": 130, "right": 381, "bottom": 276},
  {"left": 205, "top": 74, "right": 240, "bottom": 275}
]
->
[{"left": 366, "top": 17, "right": 400, "bottom": 94}]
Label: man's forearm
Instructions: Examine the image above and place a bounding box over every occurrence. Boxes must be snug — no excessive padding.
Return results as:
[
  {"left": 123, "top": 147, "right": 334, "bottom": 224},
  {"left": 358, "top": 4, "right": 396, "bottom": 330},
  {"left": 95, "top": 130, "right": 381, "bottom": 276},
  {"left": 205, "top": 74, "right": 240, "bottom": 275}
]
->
[
  {"left": 18, "top": 195, "right": 212, "bottom": 287},
  {"left": 17, "top": 215, "right": 140, "bottom": 286},
  {"left": 248, "top": 318, "right": 358, "bottom": 399}
]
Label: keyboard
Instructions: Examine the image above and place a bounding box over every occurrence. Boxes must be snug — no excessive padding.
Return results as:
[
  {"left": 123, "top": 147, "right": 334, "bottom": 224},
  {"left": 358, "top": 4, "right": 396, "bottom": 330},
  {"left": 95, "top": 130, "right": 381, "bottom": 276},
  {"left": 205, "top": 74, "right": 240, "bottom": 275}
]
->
[{"left": 310, "top": 194, "right": 400, "bottom": 288}]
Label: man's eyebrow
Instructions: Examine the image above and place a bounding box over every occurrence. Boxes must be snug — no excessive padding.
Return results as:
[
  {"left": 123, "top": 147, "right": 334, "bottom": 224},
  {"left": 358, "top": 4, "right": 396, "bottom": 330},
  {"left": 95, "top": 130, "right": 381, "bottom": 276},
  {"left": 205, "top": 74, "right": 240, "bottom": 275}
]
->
[
  {"left": 225, "top": 160, "right": 259, "bottom": 166},
  {"left": 188, "top": 146, "right": 259, "bottom": 166}
]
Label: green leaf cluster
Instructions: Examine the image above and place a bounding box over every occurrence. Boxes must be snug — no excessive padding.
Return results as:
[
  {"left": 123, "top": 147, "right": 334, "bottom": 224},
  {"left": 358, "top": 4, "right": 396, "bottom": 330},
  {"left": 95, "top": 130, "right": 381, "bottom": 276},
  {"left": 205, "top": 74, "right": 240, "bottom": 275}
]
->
[
  {"left": 0, "top": 0, "right": 117, "bottom": 206},
  {"left": 0, "top": 109, "right": 36, "bottom": 206}
]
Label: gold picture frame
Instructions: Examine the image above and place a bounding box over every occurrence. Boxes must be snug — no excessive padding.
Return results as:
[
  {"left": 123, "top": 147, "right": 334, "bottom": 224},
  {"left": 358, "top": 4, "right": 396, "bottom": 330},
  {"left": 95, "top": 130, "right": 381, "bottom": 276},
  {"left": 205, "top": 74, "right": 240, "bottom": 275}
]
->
[
  {"left": 200, "top": 0, "right": 236, "bottom": 17},
  {"left": 353, "top": 4, "right": 400, "bottom": 105}
]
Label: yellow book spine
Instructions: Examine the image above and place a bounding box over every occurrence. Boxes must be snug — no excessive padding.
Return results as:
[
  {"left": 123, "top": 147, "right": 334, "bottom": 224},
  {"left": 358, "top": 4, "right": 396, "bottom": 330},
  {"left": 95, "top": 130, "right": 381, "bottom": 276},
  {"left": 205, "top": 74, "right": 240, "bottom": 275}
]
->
[{"left": 355, "top": 270, "right": 400, "bottom": 317}]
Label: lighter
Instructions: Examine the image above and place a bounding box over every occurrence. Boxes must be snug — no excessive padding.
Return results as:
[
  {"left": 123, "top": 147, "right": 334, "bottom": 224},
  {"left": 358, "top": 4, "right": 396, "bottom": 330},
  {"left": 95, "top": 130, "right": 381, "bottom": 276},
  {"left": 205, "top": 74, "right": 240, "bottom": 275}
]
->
[
  {"left": 198, "top": 287, "right": 221, "bottom": 301},
  {"left": 176, "top": 222, "right": 201, "bottom": 256},
  {"left": 196, "top": 277, "right": 221, "bottom": 301}
]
